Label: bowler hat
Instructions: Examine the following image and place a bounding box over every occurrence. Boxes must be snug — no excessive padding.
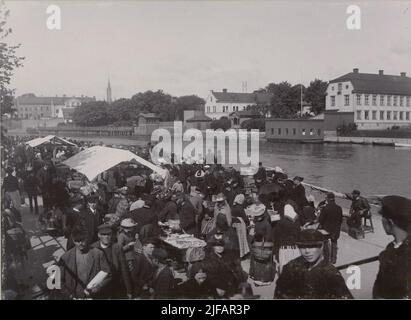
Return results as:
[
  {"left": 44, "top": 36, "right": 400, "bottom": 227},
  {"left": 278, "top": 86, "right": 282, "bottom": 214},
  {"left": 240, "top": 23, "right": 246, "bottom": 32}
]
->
[
  {"left": 326, "top": 192, "right": 335, "bottom": 200},
  {"left": 296, "top": 229, "right": 325, "bottom": 247},
  {"left": 97, "top": 223, "right": 113, "bottom": 235}
]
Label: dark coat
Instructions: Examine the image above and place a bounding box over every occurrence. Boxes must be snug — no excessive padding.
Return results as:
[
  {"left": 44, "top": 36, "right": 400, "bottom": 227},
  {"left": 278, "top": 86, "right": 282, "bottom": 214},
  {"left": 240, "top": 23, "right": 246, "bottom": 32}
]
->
[
  {"left": 129, "top": 252, "right": 156, "bottom": 297},
  {"left": 231, "top": 204, "right": 249, "bottom": 226},
  {"left": 179, "top": 199, "right": 197, "bottom": 235},
  {"left": 203, "top": 251, "right": 246, "bottom": 295},
  {"left": 91, "top": 241, "right": 132, "bottom": 298},
  {"left": 289, "top": 184, "right": 308, "bottom": 210},
  {"left": 151, "top": 266, "right": 176, "bottom": 299},
  {"left": 373, "top": 236, "right": 411, "bottom": 299},
  {"left": 274, "top": 256, "right": 353, "bottom": 299},
  {"left": 177, "top": 278, "right": 218, "bottom": 299},
  {"left": 158, "top": 201, "right": 178, "bottom": 221},
  {"left": 318, "top": 202, "right": 343, "bottom": 241},
  {"left": 130, "top": 206, "right": 158, "bottom": 234},
  {"left": 24, "top": 174, "right": 38, "bottom": 195},
  {"left": 58, "top": 247, "right": 111, "bottom": 299}
]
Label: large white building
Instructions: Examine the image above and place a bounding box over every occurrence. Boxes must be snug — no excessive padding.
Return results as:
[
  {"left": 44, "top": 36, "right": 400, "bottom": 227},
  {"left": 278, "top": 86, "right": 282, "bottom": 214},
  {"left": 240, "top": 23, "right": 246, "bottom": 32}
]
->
[
  {"left": 15, "top": 94, "right": 96, "bottom": 120},
  {"left": 204, "top": 89, "right": 272, "bottom": 120},
  {"left": 326, "top": 68, "right": 411, "bottom": 129}
]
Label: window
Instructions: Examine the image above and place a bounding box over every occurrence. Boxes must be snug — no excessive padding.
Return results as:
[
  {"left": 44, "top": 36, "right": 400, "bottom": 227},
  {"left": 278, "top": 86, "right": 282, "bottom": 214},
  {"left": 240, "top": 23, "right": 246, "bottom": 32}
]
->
[
  {"left": 356, "top": 110, "right": 362, "bottom": 120},
  {"left": 380, "top": 111, "right": 384, "bottom": 120},
  {"left": 407, "top": 97, "right": 410, "bottom": 107},
  {"left": 346, "top": 85, "right": 349, "bottom": 89},
  {"left": 331, "top": 96, "right": 336, "bottom": 107},
  {"left": 271, "top": 128, "right": 274, "bottom": 134},
  {"left": 332, "top": 86, "right": 334, "bottom": 91},
  {"left": 278, "top": 128, "right": 282, "bottom": 135},
  {"left": 338, "top": 83, "right": 342, "bottom": 92},
  {"left": 356, "top": 94, "right": 361, "bottom": 105},
  {"left": 243, "top": 106, "right": 246, "bottom": 110},
  {"left": 400, "top": 111, "right": 404, "bottom": 120},
  {"left": 393, "top": 111, "right": 398, "bottom": 120},
  {"left": 380, "top": 95, "right": 385, "bottom": 106},
  {"left": 210, "top": 97, "right": 213, "bottom": 102},
  {"left": 317, "top": 129, "right": 321, "bottom": 136},
  {"left": 387, "top": 111, "right": 391, "bottom": 120},
  {"left": 406, "top": 112, "right": 410, "bottom": 120},
  {"left": 400, "top": 96, "right": 404, "bottom": 107},
  {"left": 213, "top": 106, "right": 216, "bottom": 113},
  {"left": 41, "top": 113, "right": 43, "bottom": 117},
  {"left": 207, "top": 106, "right": 210, "bottom": 113},
  {"left": 310, "top": 129, "right": 314, "bottom": 136},
  {"left": 364, "top": 95, "right": 369, "bottom": 105},
  {"left": 302, "top": 129, "right": 306, "bottom": 136},
  {"left": 364, "top": 110, "right": 369, "bottom": 120},
  {"left": 393, "top": 96, "right": 398, "bottom": 106},
  {"left": 285, "top": 128, "right": 289, "bottom": 135},
  {"left": 387, "top": 96, "right": 392, "bottom": 106},
  {"left": 293, "top": 128, "right": 296, "bottom": 135},
  {"left": 344, "top": 95, "right": 350, "bottom": 106},
  {"left": 372, "top": 95, "right": 377, "bottom": 106},
  {"left": 372, "top": 111, "right": 377, "bottom": 120}
]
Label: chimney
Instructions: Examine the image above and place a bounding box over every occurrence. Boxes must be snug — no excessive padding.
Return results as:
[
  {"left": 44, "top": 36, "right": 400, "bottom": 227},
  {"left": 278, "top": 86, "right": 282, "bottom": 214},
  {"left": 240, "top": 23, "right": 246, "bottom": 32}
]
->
[
  {"left": 353, "top": 68, "right": 359, "bottom": 73},
  {"left": 400, "top": 72, "right": 406, "bottom": 77},
  {"left": 222, "top": 88, "right": 227, "bottom": 93},
  {"left": 379, "top": 70, "right": 384, "bottom": 75}
]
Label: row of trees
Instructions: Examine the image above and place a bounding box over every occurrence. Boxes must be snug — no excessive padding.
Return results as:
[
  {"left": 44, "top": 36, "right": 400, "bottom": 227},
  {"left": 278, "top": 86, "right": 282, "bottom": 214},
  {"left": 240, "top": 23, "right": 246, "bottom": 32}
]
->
[
  {"left": 72, "top": 92, "right": 205, "bottom": 127},
  {"left": 0, "top": 2, "right": 24, "bottom": 115}
]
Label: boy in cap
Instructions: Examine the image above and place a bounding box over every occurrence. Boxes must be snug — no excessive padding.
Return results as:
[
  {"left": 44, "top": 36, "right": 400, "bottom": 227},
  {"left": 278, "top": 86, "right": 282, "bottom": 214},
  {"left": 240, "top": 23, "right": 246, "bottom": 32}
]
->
[
  {"left": 150, "top": 248, "right": 176, "bottom": 299},
  {"left": 92, "top": 224, "right": 133, "bottom": 299},
  {"left": 274, "top": 229, "right": 352, "bottom": 299},
  {"left": 373, "top": 195, "right": 411, "bottom": 299}
]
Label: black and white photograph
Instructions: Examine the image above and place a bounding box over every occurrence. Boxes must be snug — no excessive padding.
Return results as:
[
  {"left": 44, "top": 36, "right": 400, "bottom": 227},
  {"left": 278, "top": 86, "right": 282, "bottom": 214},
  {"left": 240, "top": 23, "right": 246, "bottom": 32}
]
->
[{"left": 1, "top": 0, "right": 410, "bottom": 302}]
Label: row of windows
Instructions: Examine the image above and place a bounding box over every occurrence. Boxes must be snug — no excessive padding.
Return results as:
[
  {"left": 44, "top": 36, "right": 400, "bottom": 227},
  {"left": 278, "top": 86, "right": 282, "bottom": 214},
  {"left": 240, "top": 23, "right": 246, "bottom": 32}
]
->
[
  {"left": 356, "top": 110, "right": 411, "bottom": 121},
  {"left": 270, "top": 127, "right": 322, "bottom": 136},
  {"left": 19, "top": 106, "right": 51, "bottom": 112},
  {"left": 330, "top": 95, "right": 351, "bottom": 107},
  {"left": 18, "top": 113, "right": 44, "bottom": 119},
  {"left": 206, "top": 105, "right": 246, "bottom": 113},
  {"left": 356, "top": 94, "right": 411, "bottom": 107}
]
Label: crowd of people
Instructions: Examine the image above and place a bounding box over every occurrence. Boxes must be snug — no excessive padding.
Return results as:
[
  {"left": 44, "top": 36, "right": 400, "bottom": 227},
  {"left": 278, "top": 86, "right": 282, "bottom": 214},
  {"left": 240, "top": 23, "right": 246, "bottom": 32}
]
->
[{"left": 1, "top": 134, "right": 410, "bottom": 300}]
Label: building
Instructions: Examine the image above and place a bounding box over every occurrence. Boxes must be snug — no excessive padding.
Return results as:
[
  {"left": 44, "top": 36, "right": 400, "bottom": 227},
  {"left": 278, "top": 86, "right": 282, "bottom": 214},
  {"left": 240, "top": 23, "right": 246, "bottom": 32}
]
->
[
  {"left": 326, "top": 68, "right": 411, "bottom": 129},
  {"left": 204, "top": 89, "right": 272, "bottom": 120},
  {"left": 107, "top": 79, "right": 112, "bottom": 104},
  {"left": 57, "top": 107, "right": 76, "bottom": 123},
  {"left": 137, "top": 113, "right": 160, "bottom": 126},
  {"left": 265, "top": 118, "right": 324, "bottom": 142},
  {"left": 229, "top": 109, "right": 262, "bottom": 128},
  {"left": 185, "top": 112, "right": 212, "bottom": 130},
  {"left": 15, "top": 93, "right": 95, "bottom": 120}
]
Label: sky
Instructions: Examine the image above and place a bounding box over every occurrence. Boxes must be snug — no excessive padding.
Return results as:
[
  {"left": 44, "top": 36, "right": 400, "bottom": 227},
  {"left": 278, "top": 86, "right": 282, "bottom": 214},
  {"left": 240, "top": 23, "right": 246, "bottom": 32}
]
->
[{"left": 4, "top": 0, "right": 411, "bottom": 101}]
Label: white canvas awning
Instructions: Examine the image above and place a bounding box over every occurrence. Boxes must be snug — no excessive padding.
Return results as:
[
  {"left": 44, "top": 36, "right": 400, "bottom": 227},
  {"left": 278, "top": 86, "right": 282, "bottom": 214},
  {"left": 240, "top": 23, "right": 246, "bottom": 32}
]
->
[
  {"left": 62, "top": 146, "right": 166, "bottom": 181},
  {"left": 26, "top": 135, "right": 77, "bottom": 148}
]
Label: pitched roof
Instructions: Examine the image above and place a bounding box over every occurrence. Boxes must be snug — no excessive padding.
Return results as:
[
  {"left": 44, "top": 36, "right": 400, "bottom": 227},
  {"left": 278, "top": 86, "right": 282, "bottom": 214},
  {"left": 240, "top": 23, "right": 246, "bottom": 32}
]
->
[
  {"left": 138, "top": 113, "right": 160, "bottom": 119},
  {"left": 211, "top": 91, "right": 272, "bottom": 104},
  {"left": 16, "top": 94, "right": 96, "bottom": 106},
  {"left": 229, "top": 110, "right": 261, "bottom": 118},
  {"left": 329, "top": 72, "right": 411, "bottom": 95},
  {"left": 186, "top": 114, "right": 212, "bottom": 122}
]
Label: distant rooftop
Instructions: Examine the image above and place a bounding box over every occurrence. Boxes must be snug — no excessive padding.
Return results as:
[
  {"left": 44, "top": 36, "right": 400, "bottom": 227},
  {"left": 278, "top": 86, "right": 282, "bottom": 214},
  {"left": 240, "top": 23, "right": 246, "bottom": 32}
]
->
[
  {"left": 211, "top": 90, "right": 272, "bottom": 104},
  {"left": 16, "top": 93, "right": 96, "bottom": 105},
  {"left": 329, "top": 69, "right": 411, "bottom": 95},
  {"left": 137, "top": 112, "right": 160, "bottom": 119}
]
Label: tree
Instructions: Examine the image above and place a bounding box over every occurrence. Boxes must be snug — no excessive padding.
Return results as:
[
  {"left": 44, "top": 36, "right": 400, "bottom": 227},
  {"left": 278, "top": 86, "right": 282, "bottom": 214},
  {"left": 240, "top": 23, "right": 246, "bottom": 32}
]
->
[
  {"left": 107, "top": 98, "right": 136, "bottom": 125},
  {"left": 240, "top": 118, "right": 265, "bottom": 131},
  {"left": 131, "top": 90, "right": 174, "bottom": 121},
  {"left": 304, "top": 79, "right": 328, "bottom": 115},
  {"left": 174, "top": 95, "right": 205, "bottom": 121},
  {"left": 266, "top": 82, "right": 302, "bottom": 118},
  {"left": 0, "top": 2, "right": 25, "bottom": 115},
  {"left": 210, "top": 116, "right": 231, "bottom": 131},
  {"left": 72, "top": 101, "right": 113, "bottom": 126}
]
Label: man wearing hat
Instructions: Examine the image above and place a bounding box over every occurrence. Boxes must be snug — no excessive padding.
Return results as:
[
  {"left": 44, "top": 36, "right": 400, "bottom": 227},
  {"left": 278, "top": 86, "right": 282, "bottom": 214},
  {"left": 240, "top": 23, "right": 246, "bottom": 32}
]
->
[
  {"left": 150, "top": 248, "right": 176, "bottom": 299},
  {"left": 274, "top": 229, "right": 352, "bottom": 299},
  {"left": 129, "top": 238, "right": 157, "bottom": 298},
  {"left": 92, "top": 224, "right": 133, "bottom": 299},
  {"left": 203, "top": 236, "right": 247, "bottom": 298},
  {"left": 23, "top": 167, "right": 39, "bottom": 215},
  {"left": 253, "top": 162, "right": 267, "bottom": 190},
  {"left": 373, "top": 196, "right": 411, "bottom": 299},
  {"left": 177, "top": 193, "right": 198, "bottom": 235},
  {"left": 58, "top": 227, "right": 112, "bottom": 299},
  {"left": 346, "top": 189, "right": 370, "bottom": 232},
  {"left": 289, "top": 176, "right": 309, "bottom": 211},
  {"left": 129, "top": 195, "right": 160, "bottom": 240},
  {"left": 317, "top": 193, "right": 343, "bottom": 264}
]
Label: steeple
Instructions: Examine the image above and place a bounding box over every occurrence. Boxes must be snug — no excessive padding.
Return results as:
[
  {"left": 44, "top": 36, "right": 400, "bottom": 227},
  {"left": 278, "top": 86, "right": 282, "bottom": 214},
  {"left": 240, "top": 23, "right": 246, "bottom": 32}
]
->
[{"left": 106, "top": 77, "right": 112, "bottom": 104}]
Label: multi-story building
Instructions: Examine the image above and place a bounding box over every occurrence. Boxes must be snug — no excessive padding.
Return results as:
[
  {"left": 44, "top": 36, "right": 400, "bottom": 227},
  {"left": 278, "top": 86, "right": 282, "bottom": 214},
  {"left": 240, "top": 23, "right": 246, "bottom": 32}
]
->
[
  {"left": 15, "top": 93, "right": 96, "bottom": 120},
  {"left": 204, "top": 89, "right": 272, "bottom": 120},
  {"left": 326, "top": 68, "right": 411, "bottom": 129}
]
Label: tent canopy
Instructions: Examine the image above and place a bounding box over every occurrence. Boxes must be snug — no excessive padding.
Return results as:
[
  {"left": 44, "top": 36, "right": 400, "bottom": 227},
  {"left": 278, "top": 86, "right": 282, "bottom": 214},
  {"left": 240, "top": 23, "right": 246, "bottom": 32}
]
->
[
  {"left": 26, "top": 135, "right": 77, "bottom": 148},
  {"left": 62, "top": 146, "right": 166, "bottom": 181}
]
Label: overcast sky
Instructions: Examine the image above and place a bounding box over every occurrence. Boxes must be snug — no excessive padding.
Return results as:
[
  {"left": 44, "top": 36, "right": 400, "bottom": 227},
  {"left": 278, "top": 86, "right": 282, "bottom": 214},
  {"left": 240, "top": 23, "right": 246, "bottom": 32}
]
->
[{"left": 5, "top": 0, "right": 411, "bottom": 100}]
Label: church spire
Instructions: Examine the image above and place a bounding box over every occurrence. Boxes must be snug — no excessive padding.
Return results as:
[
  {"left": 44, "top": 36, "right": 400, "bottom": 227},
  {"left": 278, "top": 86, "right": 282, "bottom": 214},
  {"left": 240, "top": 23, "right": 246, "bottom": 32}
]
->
[{"left": 107, "top": 77, "right": 112, "bottom": 104}]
